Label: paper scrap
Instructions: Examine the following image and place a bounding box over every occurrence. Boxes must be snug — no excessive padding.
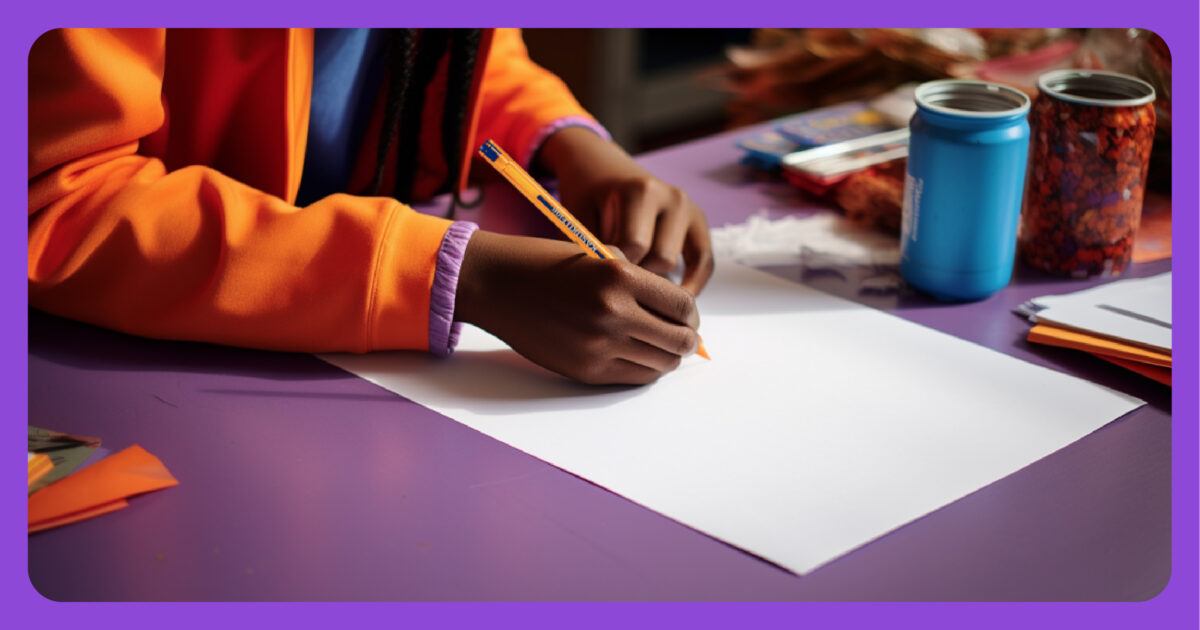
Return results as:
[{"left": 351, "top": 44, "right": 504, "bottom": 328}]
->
[
  {"left": 28, "top": 444, "right": 178, "bottom": 533},
  {"left": 712, "top": 211, "right": 900, "bottom": 268}
]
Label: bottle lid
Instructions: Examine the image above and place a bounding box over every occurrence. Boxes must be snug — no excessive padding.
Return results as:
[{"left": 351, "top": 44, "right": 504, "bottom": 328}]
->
[
  {"left": 1037, "top": 69, "right": 1156, "bottom": 107},
  {"left": 915, "top": 80, "right": 1031, "bottom": 119}
]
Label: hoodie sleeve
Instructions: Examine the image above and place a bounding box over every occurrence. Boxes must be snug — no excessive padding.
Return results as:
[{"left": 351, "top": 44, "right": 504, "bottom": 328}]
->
[{"left": 29, "top": 28, "right": 455, "bottom": 353}]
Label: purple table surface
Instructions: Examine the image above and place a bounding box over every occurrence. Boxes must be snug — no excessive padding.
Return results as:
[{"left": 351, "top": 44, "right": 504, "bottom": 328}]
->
[{"left": 28, "top": 124, "right": 1170, "bottom": 601}]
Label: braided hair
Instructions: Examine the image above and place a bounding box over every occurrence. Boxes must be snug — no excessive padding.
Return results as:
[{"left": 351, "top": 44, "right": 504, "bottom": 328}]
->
[{"left": 370, "top": 28, "right": 482, "bottom": 217}]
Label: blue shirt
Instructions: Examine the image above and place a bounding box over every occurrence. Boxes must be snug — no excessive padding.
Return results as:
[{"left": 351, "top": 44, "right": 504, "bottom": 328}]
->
[{"left": 295, "top": 29, "right": 388, "bottom": 206}]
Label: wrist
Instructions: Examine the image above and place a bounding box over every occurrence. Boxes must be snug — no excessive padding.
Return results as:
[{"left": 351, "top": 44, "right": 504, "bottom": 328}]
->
[
  {"left": 454, "top": 230, "right": 594, "bottom": 333},
  {"left": 455, "top": 230, "right": 500, "bottom": 329}
]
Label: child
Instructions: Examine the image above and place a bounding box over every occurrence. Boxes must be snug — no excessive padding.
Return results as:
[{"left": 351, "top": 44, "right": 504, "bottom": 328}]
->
[{"left": 28, "top": 28, "right": 714, "bottom": 385}]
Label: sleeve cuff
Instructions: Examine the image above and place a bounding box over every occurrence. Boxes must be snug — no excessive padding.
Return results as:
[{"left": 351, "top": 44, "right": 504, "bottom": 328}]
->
[
  {"left": 518, "top": 115, "right": 612, "bottom": 170},
  {"left": 427, "top": 220, "right": 480, "bottom": 356}
]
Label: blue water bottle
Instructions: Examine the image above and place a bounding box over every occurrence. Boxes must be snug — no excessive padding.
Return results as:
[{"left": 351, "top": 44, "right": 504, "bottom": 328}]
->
[{"left": 900, "top": 80, "right": 1031, "bottom": 301}]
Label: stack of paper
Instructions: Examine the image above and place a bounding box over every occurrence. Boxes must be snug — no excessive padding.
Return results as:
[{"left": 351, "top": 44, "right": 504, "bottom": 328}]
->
[
  {"left": 27, "top": 427, "right": 178, "bottom": 533},
  {"left": 1017, "top": 273, "right": 1171, "bottom": 385},
  {"left": 27, "top": 427, "right": 101, "bottom": 495}
]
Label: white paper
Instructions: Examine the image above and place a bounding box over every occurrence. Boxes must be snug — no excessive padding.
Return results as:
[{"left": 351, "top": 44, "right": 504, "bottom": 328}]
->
[
  {"left": 321, "top": 262, "right": 1144, "bottom": 575},
  {"left": 1032, "top": 272, "right": 1171, "bottom": 325},
  {"left": 1030, "top": 273, "right": 1171, "bottom": 352},
  {"left": 1097, "top": 274, "right": 1171, "bottom": 326}
]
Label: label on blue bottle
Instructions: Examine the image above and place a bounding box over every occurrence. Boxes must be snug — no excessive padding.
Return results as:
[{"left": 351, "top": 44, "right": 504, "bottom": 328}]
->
[{"left": 901, "top": 172, "right": 923, "bottom": 245}]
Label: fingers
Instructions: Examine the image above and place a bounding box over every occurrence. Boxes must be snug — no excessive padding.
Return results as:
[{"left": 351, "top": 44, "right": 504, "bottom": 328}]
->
[
  {"left": 590, "top": 340, "right": 685, "bottom": 385},
  {"left": 623, "top": 337, "right": 685, "bottom": 373},
  {"left": 643, "top": 197, "right": 689, "bottom": 275},
  {"left": 605, "top": 181, "right": 713, "bottom": 295},
  {"left": 629, "top": 268, "right": 701, "bottom": 330},
  {"left": 625, "top": 306, "right": 699, "bottom": 358},
  {"left": 583, "top": 262, "right": 700, "bottom": 385},
  {"left": 571, "top": 339, "right": 683, "bottom": 385},
  {"left": 611, "top": 183, "right": 658, "bottom": 265},
  {"left": 603, "top": 358, "right": 669, "bottom": 386},
  {"left": 596, "top": 189, "right": 621, "bottom": 244}
]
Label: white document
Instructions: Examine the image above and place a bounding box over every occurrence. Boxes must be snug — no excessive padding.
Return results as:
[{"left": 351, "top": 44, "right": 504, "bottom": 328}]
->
[
  {"left": 321, "top": 262, "right": 1144, "bottom": 575},
  {"left": 1032, "top": 272, "right": 1171, "bottom": 325},
  {"left": 1096, "top": 273, "right": 1172, "bottom": 326},
  {"left": 1030, "top": 273, "right": 1171, "bottom": 352}
]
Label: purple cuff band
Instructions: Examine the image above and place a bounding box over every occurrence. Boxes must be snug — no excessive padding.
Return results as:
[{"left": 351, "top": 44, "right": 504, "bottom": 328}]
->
[
  {"left": 428, "top": 220, "right": 480, "bottom": 357},
  {"left": 518, "top": 116, "right": 613, "bottom": 169}
]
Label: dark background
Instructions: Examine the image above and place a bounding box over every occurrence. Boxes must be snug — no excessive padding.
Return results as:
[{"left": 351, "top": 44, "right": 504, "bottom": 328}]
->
[{"left": 524, "top": 29, "right": 753, "bottom": 153}]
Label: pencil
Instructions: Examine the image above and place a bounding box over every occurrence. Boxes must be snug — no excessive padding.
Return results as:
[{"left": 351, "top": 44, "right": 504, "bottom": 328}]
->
[{"left": 478, "top": 139, "right": 710, "bottom": 360}]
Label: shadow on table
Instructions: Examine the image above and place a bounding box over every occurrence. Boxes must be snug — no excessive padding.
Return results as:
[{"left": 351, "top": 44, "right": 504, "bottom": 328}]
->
[
  {"left": 28, "top": 310, "right": 352, "bottom": 382},
  {"left": 1015, "top": 340, "right": 1171, "bottom": 414},
  {"left": 321, "top": 347, "right": 646, "bottom": 417}
]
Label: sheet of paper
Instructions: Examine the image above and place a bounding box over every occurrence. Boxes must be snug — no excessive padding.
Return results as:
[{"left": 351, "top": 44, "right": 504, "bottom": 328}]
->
[
  {"left": 1095, "top": 275, "right": 1172, "bottom": 327},
  {"left": 321, "top": 261, "right": 1144, "bottom": 575},
  {"left": 1033, "top": 273, "right": 1171, "bottom": 327},
  {"left": 1033, "top": 304, "right": 1170, "bottom": 353},
  {"left": 1030, "top": 272, "right": 1169, "bottom": 311}
]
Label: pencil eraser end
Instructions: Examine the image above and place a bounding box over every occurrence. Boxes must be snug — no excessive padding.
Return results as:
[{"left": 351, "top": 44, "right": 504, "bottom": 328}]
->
[{"left": 479, "top": 141, "right": 500, "bottom": 162}]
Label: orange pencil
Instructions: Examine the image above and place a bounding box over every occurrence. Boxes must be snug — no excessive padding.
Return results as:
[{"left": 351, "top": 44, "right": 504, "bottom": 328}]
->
[{"left": 478, "top": 139, "right": 709, "bottom": 360}]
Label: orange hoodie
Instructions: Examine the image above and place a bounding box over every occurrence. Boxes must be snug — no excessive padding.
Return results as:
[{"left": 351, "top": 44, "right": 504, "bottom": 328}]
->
[{"left": 29, "top": 28, "right": 599, "bottom": 353}]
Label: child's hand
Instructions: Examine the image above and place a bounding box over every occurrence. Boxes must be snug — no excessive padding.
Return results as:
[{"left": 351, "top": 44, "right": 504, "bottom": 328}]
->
[
  {"left": 455, "top": 231, "right": 701, "bottom": 385},
  {"left": 537, "top": 127, "right": 715, "bottom": 296}
]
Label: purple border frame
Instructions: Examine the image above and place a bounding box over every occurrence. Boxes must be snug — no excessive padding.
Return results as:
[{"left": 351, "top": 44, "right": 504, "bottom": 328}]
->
[{"left": 7, "top": 1, "right": 1196, "bottom": 627}]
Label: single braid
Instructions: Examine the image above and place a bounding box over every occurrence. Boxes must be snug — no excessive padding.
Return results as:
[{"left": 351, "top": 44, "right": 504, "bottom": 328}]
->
[
  {"left": 391, "top": 29, "right": 450, "bottom": 203},
  {"left": 369, "top": 29, "right": 416, "bottom": 195},
  {"left": 440, "top": 28, "right": 483, "bottom": 217}
]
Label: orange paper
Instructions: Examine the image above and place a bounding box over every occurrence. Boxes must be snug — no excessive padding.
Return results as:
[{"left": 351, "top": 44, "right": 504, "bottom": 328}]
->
[
  {"left": 1028, "top": 324, "right": 1171, "bottom": 368},
  {"left": 29, "top": 500, "right": 129, "bottom": 534},
  {"left": 1095, "top": 354, "right": 1171, "bottom": 386},
  {"left": 28, "top": 444, "right": 178, "bottom": 533}
]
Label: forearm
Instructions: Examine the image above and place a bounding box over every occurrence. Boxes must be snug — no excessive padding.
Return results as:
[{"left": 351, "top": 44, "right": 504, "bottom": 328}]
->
[{"left": 535, "top": 125, "right": 647, "bottom": 182}]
